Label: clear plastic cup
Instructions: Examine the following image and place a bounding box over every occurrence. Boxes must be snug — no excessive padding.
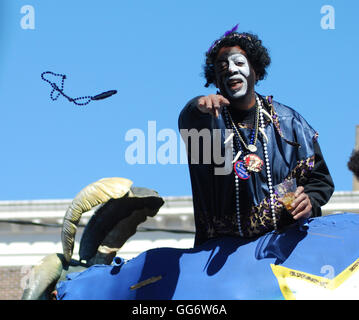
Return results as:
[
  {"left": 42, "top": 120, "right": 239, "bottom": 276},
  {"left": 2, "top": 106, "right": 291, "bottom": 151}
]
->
[{"left": 274, "top": 179, "right": 297, "bottom": 211}]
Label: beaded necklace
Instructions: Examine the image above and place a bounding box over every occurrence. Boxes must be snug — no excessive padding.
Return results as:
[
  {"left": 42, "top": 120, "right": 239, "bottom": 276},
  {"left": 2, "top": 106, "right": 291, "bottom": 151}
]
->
[
  {"left": 226, "top": 103, "right": 260, "bottom": 155},
  {"left": 222, "top": 94, "right": 277, "bottom": 236},
  {"left": 41, "top": 71, "right": 117, "bottom": 106}
]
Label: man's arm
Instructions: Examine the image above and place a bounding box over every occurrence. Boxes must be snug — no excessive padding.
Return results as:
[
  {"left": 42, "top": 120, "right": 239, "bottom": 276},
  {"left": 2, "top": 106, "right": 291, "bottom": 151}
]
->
[
  {"left": 178, "top": 95, "right": 230, "bottom": 131},
  {"left": 291, "top": 141, "right": 335, "bottom": 219},
  {"left": 178, "top": 96, "right": 205, "bottom": 131},
  {"left": 304, "top": 141, "right": 335, "bottom": 216}
]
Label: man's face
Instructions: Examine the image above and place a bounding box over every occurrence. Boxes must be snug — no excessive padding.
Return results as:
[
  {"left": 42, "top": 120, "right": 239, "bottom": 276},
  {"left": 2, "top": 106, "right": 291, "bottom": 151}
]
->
[{"left": 214, "top": 46, "right": 256, "bottom": 100}]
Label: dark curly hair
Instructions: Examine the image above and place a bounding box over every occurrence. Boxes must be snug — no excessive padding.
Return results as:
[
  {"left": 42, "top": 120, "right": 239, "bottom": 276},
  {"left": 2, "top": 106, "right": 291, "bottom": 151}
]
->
[
  {"left": 204, "top": 32, "right": 271, "bottom": 87},
  {"left": 348, "top": 149, "right": 359, "bottom": 179}
]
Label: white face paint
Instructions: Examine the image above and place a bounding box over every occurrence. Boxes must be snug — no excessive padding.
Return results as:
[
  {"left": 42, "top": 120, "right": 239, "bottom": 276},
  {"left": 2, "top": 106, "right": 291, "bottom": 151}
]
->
[{"left": 223, "top": 53, "right": 250, "bottom": 99}]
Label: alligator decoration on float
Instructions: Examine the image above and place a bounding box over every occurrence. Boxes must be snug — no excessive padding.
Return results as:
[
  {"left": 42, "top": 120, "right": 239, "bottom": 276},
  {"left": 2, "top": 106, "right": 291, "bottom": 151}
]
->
[{"left": 21, "top": 177, "right": 359, "bottom": 300}]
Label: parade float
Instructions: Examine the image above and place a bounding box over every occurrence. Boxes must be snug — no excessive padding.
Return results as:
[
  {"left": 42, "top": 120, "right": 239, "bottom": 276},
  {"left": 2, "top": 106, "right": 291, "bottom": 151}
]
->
[{"left": 21, "top": 177, "right": 359, "bottom": 300}]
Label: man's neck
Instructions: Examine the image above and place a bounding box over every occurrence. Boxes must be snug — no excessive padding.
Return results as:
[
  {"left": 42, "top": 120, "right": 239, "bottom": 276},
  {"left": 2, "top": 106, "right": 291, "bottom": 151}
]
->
[{"left": 230, "top": 91, "right": 256, "bottom": 111}]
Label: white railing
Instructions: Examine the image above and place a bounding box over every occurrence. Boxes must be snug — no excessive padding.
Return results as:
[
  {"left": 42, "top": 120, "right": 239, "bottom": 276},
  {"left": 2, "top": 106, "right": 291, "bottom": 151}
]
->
[{"left": 1, "top": 192, "right": 358, "bottom": 221}]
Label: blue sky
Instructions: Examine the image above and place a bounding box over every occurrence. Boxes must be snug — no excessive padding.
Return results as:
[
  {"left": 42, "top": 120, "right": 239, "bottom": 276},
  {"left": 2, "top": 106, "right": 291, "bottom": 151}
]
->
[{"left": 0, "top": 0, "right": 358, "bottom": 200}]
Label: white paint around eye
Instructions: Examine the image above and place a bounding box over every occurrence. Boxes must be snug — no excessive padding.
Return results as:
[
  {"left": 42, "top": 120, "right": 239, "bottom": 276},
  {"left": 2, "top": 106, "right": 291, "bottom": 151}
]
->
[
  {"left": 223, "top": 53, "right": 250, "bottom": 99},
  {"left": 228, "top": 53, "right": 250, "bottom": 77}
]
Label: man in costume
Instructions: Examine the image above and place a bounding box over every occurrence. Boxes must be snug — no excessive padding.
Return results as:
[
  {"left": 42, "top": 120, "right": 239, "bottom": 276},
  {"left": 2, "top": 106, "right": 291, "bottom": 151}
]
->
[{"left": 179, "top": 26, "right": 335, "bottom": 246}]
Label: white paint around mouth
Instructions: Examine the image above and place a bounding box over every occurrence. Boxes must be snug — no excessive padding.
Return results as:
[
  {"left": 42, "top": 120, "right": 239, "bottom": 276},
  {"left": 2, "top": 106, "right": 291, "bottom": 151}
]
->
[
  {"left": 224, "top": 74, "right": 248, "bottom": 98},
  {"left": 223, "top": 53, "right": 250, "bottom": 99}
]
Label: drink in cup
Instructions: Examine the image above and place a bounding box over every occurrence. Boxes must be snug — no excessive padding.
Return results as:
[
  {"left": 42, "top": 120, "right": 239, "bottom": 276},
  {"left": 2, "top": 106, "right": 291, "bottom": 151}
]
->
[
  {"left": 274, "top": 179, "right": 297, "bottom": 211},
  {"left": 281, "top": 192, "right": 296, "bottom": 211}
]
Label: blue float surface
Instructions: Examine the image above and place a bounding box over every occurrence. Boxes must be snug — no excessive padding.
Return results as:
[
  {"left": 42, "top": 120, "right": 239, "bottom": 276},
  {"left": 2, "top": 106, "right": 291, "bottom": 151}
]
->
[{"left": 56, "top": 213, "right": 359, "bottom": 300}]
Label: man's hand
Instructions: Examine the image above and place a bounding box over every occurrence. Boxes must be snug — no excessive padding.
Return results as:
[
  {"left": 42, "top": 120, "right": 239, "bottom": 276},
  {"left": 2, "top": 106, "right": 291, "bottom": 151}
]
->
[
  {"left": 289, "top": 186, "right": 312, "bottom": 220},
  {"left": 197, "top": 94, "right": 230, "bottom": 118}
]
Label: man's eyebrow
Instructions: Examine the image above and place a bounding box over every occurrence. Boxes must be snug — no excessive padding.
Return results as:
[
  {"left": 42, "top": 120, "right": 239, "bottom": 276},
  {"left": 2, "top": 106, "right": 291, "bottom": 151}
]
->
[
  {"left": 230, "top": 53, "right": 246, "bottom": 59},
  {"left": 215, "top": 54, "right": 232, "bottom": 63},
  {"left": 215, "top": 53, "right": 246, "bottom": 62},
  {"left": 215, "top": 58, "right": 228, "bottom": 63}
]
